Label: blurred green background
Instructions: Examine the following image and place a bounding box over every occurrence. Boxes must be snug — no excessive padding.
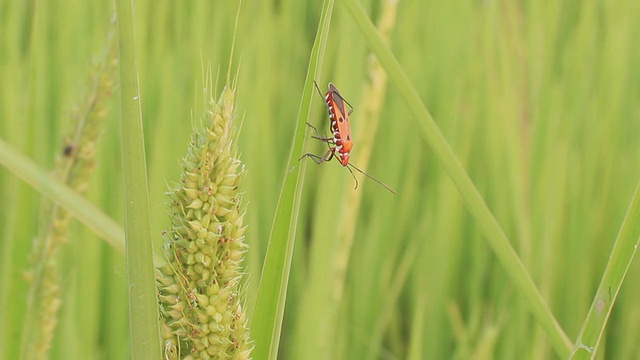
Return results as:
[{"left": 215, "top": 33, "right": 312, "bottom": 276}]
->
[{"left": 2, "top": 0, "right": 640, "bottom": 359}]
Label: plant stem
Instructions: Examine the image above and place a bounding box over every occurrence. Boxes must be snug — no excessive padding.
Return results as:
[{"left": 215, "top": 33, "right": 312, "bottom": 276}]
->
[{"left": 115, "top": 0, "right": 161, "bottom": 357}]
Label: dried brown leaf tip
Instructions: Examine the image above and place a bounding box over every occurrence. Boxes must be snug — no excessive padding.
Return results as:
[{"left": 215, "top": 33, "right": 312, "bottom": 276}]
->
[{"left": 157, "top": 85, "right": 252, "bottom": 359}]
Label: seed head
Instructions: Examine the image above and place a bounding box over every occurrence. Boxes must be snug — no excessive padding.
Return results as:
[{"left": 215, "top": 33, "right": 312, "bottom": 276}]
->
[{"left": 157, "top": 85, "right": 252, "bottom": 359}]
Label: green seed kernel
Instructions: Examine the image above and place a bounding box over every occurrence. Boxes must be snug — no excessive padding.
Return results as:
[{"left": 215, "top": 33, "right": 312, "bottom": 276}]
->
[
  {"left": 188, "top": 220, "right": 203, "bottom": 232},
  {"left": 188, "top": 198, "right": 204, "bottom": 210},
  {"left": 159, "top": 293, "right": 179, "bottom": 304},
  {"left": 200, "top": 213, "right": 211, "bottom": 229},
  {"left": 187, "top": 241, "right": 199, "bottom": 254},
  {"left": 164, "top": 284, "right": 181, "bottom": 294},
  {"left": 184, "top": 187, "right": 200, "bottom": 199},
  {"left": 194, "top": 292, "right": 209, "bottom": 307}
]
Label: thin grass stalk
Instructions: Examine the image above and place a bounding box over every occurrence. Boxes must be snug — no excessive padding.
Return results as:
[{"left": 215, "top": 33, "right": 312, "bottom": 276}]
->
[
  {"left": 0, "top": 135, "right": 127, "bottom": 360},
  {"left": 368, "top": 239, "right": 418, "bottom": 357},
  {"left": 291, "top": 2, "right": 399, "bottom": 355},
  {"left": 115, "top": 0, "right": 161, "bottom": 357},
  {"left": 570, "top": 180, "right": 640, "bottom": 359},
  {"left": 332, "top": 0, "right": 399, "bottom": 356},
  {"left": 333, "top": 0, "right": 398, "bottom": 301},
  {"left": 406, "top": 292, "right": 427, "bottom": 359},
  {"left": 19, "top": 31, "right": 117, "bottom": 360},
  {"left": 250, "top": 1, "right": 334, "bottom": 358},
  {"left": 339, "top": 0, "right": 572, "bottom": 356},
  {"left": 0, "top": 141, "right": 124, "bottom": 252}
]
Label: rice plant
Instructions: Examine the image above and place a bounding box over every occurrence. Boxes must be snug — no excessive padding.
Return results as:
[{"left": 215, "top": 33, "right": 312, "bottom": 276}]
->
[{"left": 1, "top": 0, "right": 640, "bottom": 359}]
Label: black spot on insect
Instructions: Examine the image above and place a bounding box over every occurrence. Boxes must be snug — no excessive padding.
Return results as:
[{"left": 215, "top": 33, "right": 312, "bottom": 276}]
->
[
  {"left": 338, "top": 117, "right": 343, "bottom": 123},
  {"left": 346, "top": 135, "right": 351, "bottom": 141}
]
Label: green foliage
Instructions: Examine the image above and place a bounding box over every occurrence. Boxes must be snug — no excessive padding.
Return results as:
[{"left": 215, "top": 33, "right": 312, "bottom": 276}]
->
[
  {"left": 1, "top": 0, "right": 640, "bottom": 359},
  {"left": 116, "top": 0, "right": 162, "bottom": 356},
  {"left": 251, "top": 1, "right": 333, "bottom": 358}
]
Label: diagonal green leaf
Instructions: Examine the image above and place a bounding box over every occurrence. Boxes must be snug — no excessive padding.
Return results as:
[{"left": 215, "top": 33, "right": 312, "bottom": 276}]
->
[
  {"left": 0, "top": 138, "right": 124, "bottom": 253},
  {"left": 570, "top": 181, "right": 640, "bottom": 359},
  {"left": 339, "top": 0, "right": 572, "bottom": 356},
  {"left": 115, "top": 0, "right": 161, "bottom": 357},
  {"left": 250, "top": 1, "right": 334, "bottom": 359}
]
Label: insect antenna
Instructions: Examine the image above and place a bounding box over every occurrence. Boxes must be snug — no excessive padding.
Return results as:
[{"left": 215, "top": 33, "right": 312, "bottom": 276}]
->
[
  {"left": 346, "top": 163, "right": 396, "bottom": 195},
  {"left": 345, "top": 165, "right": 360, "bottom": 190}
]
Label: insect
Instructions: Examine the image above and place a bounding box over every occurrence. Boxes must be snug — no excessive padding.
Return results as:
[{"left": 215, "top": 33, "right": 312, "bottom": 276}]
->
[
  {"left": 62, "top": 143, "right": 76, "bottom": 157},
  {"left": 301, "top": 81, "right": 396, "bottom": 195}
]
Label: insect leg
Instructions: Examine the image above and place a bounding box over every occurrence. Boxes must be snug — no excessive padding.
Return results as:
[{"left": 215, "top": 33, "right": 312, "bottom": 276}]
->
[
  {"left": 306, "top": 122, "right": 321, "bottom": 135},
  {"left": 313, "top": 81, "right": 325, "bottom": 100},
  {"left": 306, "top": 122, "right": 333, "bottom": 143},
  {"left": 300, "top": 149, "right": 335, "bottom": 164},
  {"left": 311, "top": 134, "right": 334, "bottom": 143}
]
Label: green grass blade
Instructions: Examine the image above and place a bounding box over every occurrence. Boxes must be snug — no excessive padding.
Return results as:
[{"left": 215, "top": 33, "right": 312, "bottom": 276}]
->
[
  {"left": 339, "top": 0, "right": 572, "bottom": 356},
  {"left": 571, "top": 180, "right": 640, "bottom": 359},
  {"left": 0, "top": 138, "right": 124, "bottom": 253},
  {"left": 115, "top": 0, "right": 161, "bottom": 357},
  {"left": 250, "top": 1, "right": 334, "bottom": 358}
]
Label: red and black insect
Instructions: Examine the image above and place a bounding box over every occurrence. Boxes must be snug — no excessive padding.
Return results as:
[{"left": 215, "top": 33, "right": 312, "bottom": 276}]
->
[{"left": 301, "top": 82, "right": 396, "bottom": 195}]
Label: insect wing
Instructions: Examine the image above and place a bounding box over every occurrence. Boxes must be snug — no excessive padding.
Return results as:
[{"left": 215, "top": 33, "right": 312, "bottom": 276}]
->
[
  {"left": 328, "top": 83, "right": 348, "bottom": 118},
  {"left": 326, "top": 84, "right": 352, "bottom": 140}
]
